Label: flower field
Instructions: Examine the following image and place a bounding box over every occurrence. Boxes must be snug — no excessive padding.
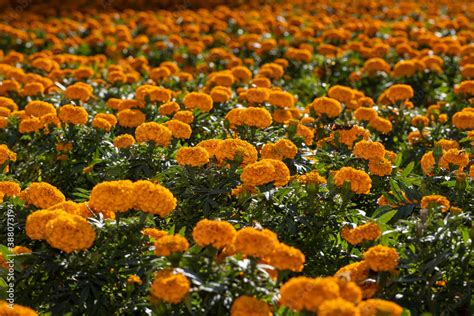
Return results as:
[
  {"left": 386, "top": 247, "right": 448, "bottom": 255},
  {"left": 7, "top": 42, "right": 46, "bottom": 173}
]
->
[{"left": 0, "top": 0, "right": 473, "bottom": 315}]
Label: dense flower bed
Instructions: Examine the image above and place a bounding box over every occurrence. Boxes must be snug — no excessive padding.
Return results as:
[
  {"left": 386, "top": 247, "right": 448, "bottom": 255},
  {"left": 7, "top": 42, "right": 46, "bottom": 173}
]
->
[{"left": 0, "top": 0, "right": 473, "bottom": 315}]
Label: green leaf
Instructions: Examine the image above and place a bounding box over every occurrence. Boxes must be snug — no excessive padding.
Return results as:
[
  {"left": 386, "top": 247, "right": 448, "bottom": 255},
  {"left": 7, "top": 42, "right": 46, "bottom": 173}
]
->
[{"left": 376, "top": 209, "right": 398, "bottom": 224}]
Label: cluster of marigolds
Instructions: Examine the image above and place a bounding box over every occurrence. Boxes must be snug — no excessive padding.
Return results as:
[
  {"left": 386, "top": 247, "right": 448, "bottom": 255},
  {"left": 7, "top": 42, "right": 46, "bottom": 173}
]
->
[{"left": 1, "top": 0, "right": 474, "bottom": 315}]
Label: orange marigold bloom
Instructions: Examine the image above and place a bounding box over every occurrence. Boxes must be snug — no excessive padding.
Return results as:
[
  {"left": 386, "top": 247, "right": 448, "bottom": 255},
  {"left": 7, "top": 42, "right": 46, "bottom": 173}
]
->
[
  {"left": 154, "top": 234, "right": 189, "bottom": 256},
  {"left": 20, "top": 182, "right": 65, "bottom": 209},
  {"left": 452, "top": 109, "right": 474, "bottom": 129},
  {"left": 279, "top": 277, "right": 340, "bottom": 312},
  {"left": 393, "top": 60, "right": 417, "bottom": 78},
  {"left": 89, "top": 180, "right": 135, "bottom": 214},
  {"left": 215, "top": 139, "right": 258, "bottom": 166},
  {"left": 114, "top": 134, "right": 135, "bottom": 148},
  {"left": 173, "top": 110, "right": 194, "bottom": 124},
  {"left": 231, "top": 296, "right": 272, "bottom": 316},
  {"left": 368, "top": 159, "right": 393, "bottom": 176},
  {"left": 133, "top": 180, "right": 176, "bottom": 217},
  {"left": 65, "top": 83, "right": 93, "bottom": 102},
  {"left": 261, "top": 139, "right": 297, "bottom": 160},
  {"left": 183, "top": 92, "right": 213, "bottom": 112},
  {"left": 328, "top": 85, "right": 355, "bottom": 103},
  {"left": 454, "top": 80, "right": 474, "bottom": 95},
  {"left": 317, "top": 298, "right": 358, "bottom": 316},
  {"left": 420, "top": 195, "right": 450, "bottom": 212},
  {"left": 58, "top": 105, "right": 88, "bottom": 125},
  {"left": 358, "top": 299, "right": 403, "bottom": 316},
  {"left": 353, "top": 141, "right": 385, "bottom": 161},
  {"left": 239, "top": 107, "right": 273, "bottom": 129},
  {"left": 341, "top": 223, "right": 381, "bottom": 245},
  {"left": 296, "top": 123, "right": 314, "bottom": 145},
  {"left": 142, "top": 228, "right": 167, "bottom": 241},
  {"left": 25, "top": 209, "right": 68, "bottom": 240},
  {"left": 241, "top": 159, "right": 290, "bottom": 187},
  {"left": 234, "top": 227, "right": 278, "bottom": 258},
  {"left": 45, "top": 213, "right": 96, "bottom": 253},
  {"left": 266, "top": 242, "right": 305, "bottom": 272},
  {"left": 311, "top": 97, "right": 342, "bottom": 118},
  {"left": 268, "top": 91, "right": 294, "bottom": 108},
  {"left": 150, "top": 269, "right": 190, "bottom": 304},
  {"left": 196, "top": 139, "right": 223, "bottom": 159},
  {"left": 0, "top": 144, "right": 16, "bottom": 167},
  {"left": 439, "top": 148, "right": 469, "bottom": 170},
  {"left": 0, "top": 301, "right": 38, "bottom": 315},
  {"left": 159, "top": 101, "right": 180, "bottom": 116},
  {"left": 24, "top": 100, "right": 56, "bottom": 117},
  {"left": 192, "top": 219, "right": 236, "bottom": 249},
  {"left": 368, "top": 116, "right": 392, "bottom": 134},
  {"left": 335, "top": 261, "right": 370, "bottom": 284},
  {"left": 246, "top": 87, "right": 270, "bottom": 103},
  {"left": 117, "top": 109, "right": 146, "bottom": 128},
  {"left": 176, "top": 147, "right": 209, "bottom": 167},
  {"left": 385, "top": 84, "right": 414, "bottom": 103},
  {"left": 0, "top": 181, "right": 20, "bottom": 197},
  {"left": 363, "top": 245, "right": 399, "bottom": 272},
  {"left": 163, "top": 119, "right": 192, "bottom": 139},
  {"left": 272, "top": 109, "right": 293, "bottom": 124},
  {"left": 333, "top": 167, "right": 372, "bottom": 194},
  {"left": 135, "top": 122, "right": 172, "bottom": 147},
  {"left": 354, "top": 107, "right": 377, "bottom": 122}
]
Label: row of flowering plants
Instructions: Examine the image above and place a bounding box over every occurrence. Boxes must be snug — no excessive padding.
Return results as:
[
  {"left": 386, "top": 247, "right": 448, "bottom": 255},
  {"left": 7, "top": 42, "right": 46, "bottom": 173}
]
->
[{"left": 0, "top": 0, "right": 473, "bottom": 315}]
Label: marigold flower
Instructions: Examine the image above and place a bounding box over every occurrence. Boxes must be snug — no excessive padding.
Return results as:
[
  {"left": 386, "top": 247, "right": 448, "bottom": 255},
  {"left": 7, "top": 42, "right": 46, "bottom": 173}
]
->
[
  {"left": 0, "top": 144, "right": 16, "bottom": 167},
  {"left": 114, "top": 134, "right": 135, "bottom": 148},
  {"left": 48, "top": 200, "right": 91, "bottom": 218},
  {"left": 183, "top": 92, "right": 213, "bottom": 112},
  {"left": 135, "top": 122, "right": 172, "bottom": 147},
  {"left": 268, "top": 91, "right": 294, "bottom": 108},
  {"left": 295, "top": 123, "right": 314, "bottom": 145},
  {"left": 420, "top": 195, "right": 450, "bottom": 212},
  {"left": 328, "top": 85, "right": 355, "bottom": 103},
  {"left": 246, "top": 87, "right": 270, "bottom": 103},
  {"left": 241, "top": 159, "right": 290, "bottom": 187},
  {"left": 45, "top": 213, "right": 96, "bottom": 253},
  {"left": 266, "top": 242, "right": 305, "bottom": 272},
  {"left": 133, "top": 180, "right": 177, "bottom": 217},
  {"left": 127, "top": 274, "right": 143, "bottom": 285},
  {"left": 89, "top": 180, "right": 135, "bottom": 213},
  {"left": 22, "top": 82, "right": 44, "bottom": 96},
  {"left": 20, "top": 182, "right": 65, "bottom": 209},
  {"left": 452, "top": 109, "right": 474, "bottom": 129},
  {"left": 272, "top": 109, "right": 293, "bottom": 124},
  {"left": 65, "top": 83, "right": 93, "bottom": 102},
  {"left": 150, "top": 269, "right": 190, "bottom": 304},
  {"left": 192, "top": 219, "right": 236, "bottom": 249},
  {"left": 142, "top": 228, "right": 168, "bottom": 240},
  {"left": 353, "top": 141, "right": 385, "bottom": 161},
  {"left": 0, "top": 181, "right": 20, "bottom": 198},
  {"left": 385, "top": 84, "right": 414, "bottom": 103},
  {"left": 58, "top": 105, "right": 88, "bottom": 125},
  {"left": 215, "top": 139, "right": 258, "bottom": 166},
  {"left": 368, "top": 159, "right": 393, "bottom": 176},
  {"left": 0, "top": 302, "right": 37, "bottom": 315},
  {"left": 163, "top": 119, "right": 192, "bottom": 139},
  {"left": 196, "top": 139, "right": 223, "bottom": 158},
  {"left": 341, "top": 223, "right": 381, "bottom": 245},
  {"left": 317, "top": 298, "right": 358, "bottom": 316},
  {"left": 368, "top": 116, "right": 392, "bottom": 134},
  {"left": 24, "top": 100, "right": 56, "bottom": 117},
  {"left": 234, "top": 227, "right": 278, "bottom": 258},
  {"left": 173, "top": 110, "right": 194, "bottom": 124},
  {"left": 336, "top": 261, "right": 370, "bottom": 284},
  {"left": 239, "top": 107, "right": 273, "bottom": 129},
  {"left": 230, "top": 296, "right": 272, "bottom": 316},
  {"left": 260, "top": 139, "right": 297, "bottom": 160},
  {"left": 159, "top": 101, "right": 180, "bottom": 116},
  {"left": 354, "top": 107, "right": 377, "bottom": 122},
  {"left": 26, "top": 209, "right": 68, "bottom": 240},
  {"left": 280, "top": 277, "right": 340, "bottom": 312},
  {"left": 336, "top": 279, "right": 362, "bottom": 305},
  {"left": 176, "top": 147, "right": 209, "bottom": 167},
  {"left": 154, "top": 234, "right": 189, "bottom": 256},
  {"left": 117, "top": 109, "right": 146, "bottom": 128},
  {"left": 393, "top": 60, "right": 417, "bottom": 78},
  {"left": 363, "top": 245, "right": 399, "bottom": 272},
  {"left": 358, "top": 299, "right": 403, "bottom": 316},
  {"left": 333, "top": 167, "right": 372, "bottom": 194},
  {"left": 439, "top": 148, "right": 469, "bottom": 170},
  {"left": 454, "top": 80, "right": 474, "bottom": 95},
  {"left": 311, "top": 97, "right": 342, "bottom": 118}
]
